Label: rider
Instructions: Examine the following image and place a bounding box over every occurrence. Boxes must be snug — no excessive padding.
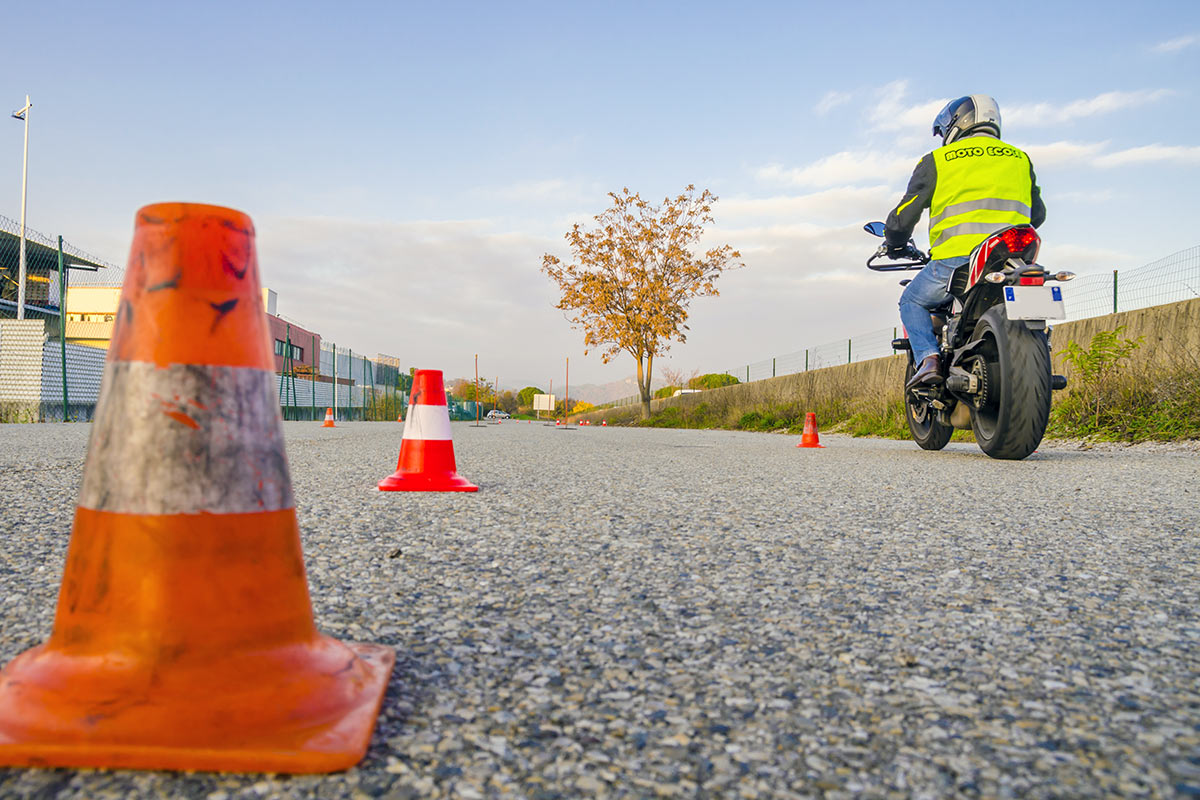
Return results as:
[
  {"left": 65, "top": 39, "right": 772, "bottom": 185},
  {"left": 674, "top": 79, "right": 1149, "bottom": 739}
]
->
[{"left": 885, "top": 94, "right": 1046, "bottom": 388}]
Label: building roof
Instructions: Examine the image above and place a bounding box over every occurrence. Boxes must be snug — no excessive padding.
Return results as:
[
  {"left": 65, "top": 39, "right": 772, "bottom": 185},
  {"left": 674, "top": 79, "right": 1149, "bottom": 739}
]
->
[{"left": 0, "top": 214, "right": 122, "bottom": 318}]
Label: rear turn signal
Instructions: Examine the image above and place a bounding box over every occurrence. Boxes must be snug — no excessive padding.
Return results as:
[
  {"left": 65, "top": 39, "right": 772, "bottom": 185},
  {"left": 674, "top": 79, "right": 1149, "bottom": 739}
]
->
[
  {"left": 984, "top": 272, "right": 1007, "bottom": 284},
  {"left": 1054, "top": 271, "right": 1076, "bottom": 282}
]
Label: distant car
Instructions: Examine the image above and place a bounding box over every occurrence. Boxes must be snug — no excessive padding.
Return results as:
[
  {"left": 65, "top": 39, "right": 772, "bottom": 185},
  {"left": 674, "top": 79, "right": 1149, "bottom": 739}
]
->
[{"left": 485, "top": 410, "right": 510, "bottom": 420}]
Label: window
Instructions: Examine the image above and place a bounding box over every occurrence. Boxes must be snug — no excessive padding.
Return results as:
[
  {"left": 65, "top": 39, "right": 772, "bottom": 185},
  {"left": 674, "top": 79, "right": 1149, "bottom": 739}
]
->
[{"left": 274, "top": 340, "right": 304, "bottom": 361}]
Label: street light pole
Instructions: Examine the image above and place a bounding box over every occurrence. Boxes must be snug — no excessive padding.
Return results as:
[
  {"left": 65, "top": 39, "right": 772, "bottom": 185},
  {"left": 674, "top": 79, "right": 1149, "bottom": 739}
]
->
[{"left": 12, "top": 95, "right": 31, "bottom": 320}]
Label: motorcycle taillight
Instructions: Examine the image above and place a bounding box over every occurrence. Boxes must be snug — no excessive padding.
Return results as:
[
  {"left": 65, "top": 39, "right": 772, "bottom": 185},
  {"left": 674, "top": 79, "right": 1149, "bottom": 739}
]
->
[
  {"left": 999, "top": 226, "right": 1040, "bottom": 258},
  {"left": 1019, "top": 276, "right": 1044, "bottom": 286}
]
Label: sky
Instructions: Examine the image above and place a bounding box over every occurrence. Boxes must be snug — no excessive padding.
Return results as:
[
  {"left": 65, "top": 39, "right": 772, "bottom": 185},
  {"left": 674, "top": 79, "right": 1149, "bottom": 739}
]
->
[{"left": 4, "top": 0, "right": 1199, "bottom": 394}]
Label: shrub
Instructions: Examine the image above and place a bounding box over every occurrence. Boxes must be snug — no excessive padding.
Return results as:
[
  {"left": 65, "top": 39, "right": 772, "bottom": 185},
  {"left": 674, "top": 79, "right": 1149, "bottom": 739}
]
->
[
  {"left": 1051, "top": 327, "right": 1143, "bottom": 438},
  {"left": 689, "top": 373, "right": 739, "bottom": 390}
]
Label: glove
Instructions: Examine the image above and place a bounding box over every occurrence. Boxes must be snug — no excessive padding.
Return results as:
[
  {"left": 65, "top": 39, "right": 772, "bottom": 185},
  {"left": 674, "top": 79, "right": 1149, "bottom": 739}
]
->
[{"left": 886, "top": 243, "right": 912, "bottom": 259}]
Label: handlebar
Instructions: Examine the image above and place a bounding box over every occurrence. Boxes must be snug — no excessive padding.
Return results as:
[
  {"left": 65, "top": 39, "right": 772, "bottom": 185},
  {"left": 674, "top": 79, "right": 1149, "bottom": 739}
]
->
[{"left": 866, "top": 244, "right": 929, "bottom": 272}]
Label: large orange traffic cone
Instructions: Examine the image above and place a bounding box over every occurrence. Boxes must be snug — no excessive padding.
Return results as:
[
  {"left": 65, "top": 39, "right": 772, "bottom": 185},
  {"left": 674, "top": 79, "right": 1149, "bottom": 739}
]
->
[
  {"left": 322, "top": 407, "right": 336, "bottom": 427},
  {"left": 0, "top": 203, "right": 393, "bottom": 773},
  {"left": 797, "top": 411, "right": 824, "bottom": 448},
  {"left": 378, "top": 369, "right": 477, "bottom": 492}
]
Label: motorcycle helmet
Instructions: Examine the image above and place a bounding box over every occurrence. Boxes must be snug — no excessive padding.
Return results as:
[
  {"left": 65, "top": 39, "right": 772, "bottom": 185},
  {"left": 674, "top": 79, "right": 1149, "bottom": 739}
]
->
[{"left": 933, "top": 95, "right": 1001, "bottom": 145}]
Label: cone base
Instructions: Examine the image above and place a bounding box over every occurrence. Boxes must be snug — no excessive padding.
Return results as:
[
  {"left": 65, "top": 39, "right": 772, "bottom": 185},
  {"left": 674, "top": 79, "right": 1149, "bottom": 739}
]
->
[
  {"left": 378, "top": 470, "right": 478, "bottom": 492},
  {"left": 322, "top": 422, "right": 336, "bottom": 428},
  {"left": 0, "top": 640, "right": 394, "bottom": 774},
  {"left": 797, "top": 440, "right": 824, "bottom": 448}
]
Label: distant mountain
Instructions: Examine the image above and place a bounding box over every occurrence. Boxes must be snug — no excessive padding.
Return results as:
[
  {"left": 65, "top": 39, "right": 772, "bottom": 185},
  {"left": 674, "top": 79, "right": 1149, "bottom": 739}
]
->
[{"left": 566, "top": 375, "right": 664, "bottom": 406}]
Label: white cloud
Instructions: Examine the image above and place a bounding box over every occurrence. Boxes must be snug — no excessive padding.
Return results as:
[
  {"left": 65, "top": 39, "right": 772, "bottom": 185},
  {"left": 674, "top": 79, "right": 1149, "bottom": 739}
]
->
[
  {"left": 1038, "top": 243, "right": 1139, "bottom": 274},
  {"left": 255, "top": 215, "right": 598, "bottom": 386},
  {"left": 1094, "top": 144, "right": 1200, "bottom": 167},
  {"left": 1007, "top": 89, "right": 1172, "bottom": 127},
  {"left": 718, "top": 186, "right": 895, "bottom": 225},
  {"left": 756, "top": 150, "right": 916, "bottom": 188},
  {"left": 1024, "top": 140, "right": 1108, "bottom": 166},
  {"left": 815, "top": 90, "right": 852, "bottom": 115},
  {"left": 1152, "top": 33, "right": 1199, "bottom": 53},
  {"left": 1020, "top": 141, "right": 1200, "bottom": 169},
  {"left": 867, "top": 80, "right": 947, "bottom": 132}
]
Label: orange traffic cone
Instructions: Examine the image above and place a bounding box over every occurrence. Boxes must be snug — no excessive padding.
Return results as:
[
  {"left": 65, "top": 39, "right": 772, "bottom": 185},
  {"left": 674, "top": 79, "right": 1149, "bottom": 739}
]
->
[
  {"left": 378, "top": 369, "right": 477, "bottom": 492},
  {"left": 322, "top": 407, "right": 336, "bottom": 427},
  {"left": 602, "top": 420, "right": 607, "bottom": 426},
  {"left": 797, "top": 412, "right": 824, "bottom": 448},
  {"left": 0, "top": 203, "right": 393, "bottom": 773}
]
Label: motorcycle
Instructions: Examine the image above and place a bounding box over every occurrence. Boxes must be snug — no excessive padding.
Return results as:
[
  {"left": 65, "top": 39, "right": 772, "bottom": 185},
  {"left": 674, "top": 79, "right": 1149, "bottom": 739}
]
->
[{"left": 864, "top": 222, "right": 1073, "bottom": 460}]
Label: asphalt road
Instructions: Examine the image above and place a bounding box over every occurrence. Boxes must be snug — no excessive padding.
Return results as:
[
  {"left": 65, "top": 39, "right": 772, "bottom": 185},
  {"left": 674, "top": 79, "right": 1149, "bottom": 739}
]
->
[{"left": 1, "top": 422, "right": 1198, "bottom": 799}]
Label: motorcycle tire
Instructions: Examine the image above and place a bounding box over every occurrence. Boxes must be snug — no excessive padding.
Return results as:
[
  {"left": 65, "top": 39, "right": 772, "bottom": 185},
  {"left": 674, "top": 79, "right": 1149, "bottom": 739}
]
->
[
  {"left": 904, "top": 359, "right": 953, "bottom": 451},
  {"left": 967, "top": 305, "right": 1051, "bottom": 460}
]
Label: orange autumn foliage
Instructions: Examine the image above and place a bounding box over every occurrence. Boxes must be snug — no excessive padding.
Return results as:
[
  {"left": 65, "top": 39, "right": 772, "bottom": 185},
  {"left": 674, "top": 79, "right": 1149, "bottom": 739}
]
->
[{"left": 541, "top": 185, "right": 742, "bottom": 419}]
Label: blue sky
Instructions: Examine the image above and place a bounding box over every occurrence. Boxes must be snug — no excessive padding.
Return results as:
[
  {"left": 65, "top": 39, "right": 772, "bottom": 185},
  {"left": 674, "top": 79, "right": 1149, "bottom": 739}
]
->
[{"left": 4, "top": 0, "right": 1199, "bottom": 391}]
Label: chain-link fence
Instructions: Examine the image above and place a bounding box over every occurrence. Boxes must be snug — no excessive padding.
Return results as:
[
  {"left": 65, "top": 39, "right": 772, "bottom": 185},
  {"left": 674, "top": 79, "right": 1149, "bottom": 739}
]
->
[
  {"left": 1, "top": 215, "right": 119, "bottom": 421},
  {"left": 602, "top": 243, "right": 1200, "bottom": 407},
  {"left": 718, "top": 243, "right": 1200, "bottom": 388},
  {"left": 1, "top": 217, "right": 429, "bottom": 424}
]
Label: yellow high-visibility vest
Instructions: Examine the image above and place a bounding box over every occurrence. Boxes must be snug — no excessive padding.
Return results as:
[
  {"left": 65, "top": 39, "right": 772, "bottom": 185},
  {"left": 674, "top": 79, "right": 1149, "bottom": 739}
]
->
[{"left": 929, "top": 137, "right": 1034, "bottom": 259}]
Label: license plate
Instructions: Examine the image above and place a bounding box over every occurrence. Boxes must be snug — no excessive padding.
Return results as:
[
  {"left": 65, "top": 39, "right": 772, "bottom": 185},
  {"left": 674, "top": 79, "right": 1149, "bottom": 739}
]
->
[{"left": 1004, "top": 285, "right": 1065, "bottom": 320}]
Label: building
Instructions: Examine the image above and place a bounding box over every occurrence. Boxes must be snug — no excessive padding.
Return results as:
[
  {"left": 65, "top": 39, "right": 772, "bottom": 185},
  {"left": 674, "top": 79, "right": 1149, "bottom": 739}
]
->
[
  {"left": 1, "top": 215, "right": 115, "bottom": 323},
  {"left": 267, "top": 313, "right": 321, "bottom": 376}
]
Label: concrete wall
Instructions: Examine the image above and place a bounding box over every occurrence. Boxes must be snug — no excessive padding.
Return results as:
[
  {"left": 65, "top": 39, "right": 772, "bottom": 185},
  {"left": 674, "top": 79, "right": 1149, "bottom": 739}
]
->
[{"left": 578, "top": 297, "right": 1200, "bottom": 426}]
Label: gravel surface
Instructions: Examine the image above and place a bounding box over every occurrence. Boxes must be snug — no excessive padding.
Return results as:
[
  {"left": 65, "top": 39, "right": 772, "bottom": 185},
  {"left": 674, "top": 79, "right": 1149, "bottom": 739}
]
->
[{"left": 1, "top": 421, "right": 1198, "bottom": 799}]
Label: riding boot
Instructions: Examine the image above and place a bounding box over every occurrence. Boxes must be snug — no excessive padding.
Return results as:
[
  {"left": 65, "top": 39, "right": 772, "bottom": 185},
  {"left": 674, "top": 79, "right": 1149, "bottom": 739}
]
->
[{"left": 906, "top": 354, "right": 943, "bottom": 389}]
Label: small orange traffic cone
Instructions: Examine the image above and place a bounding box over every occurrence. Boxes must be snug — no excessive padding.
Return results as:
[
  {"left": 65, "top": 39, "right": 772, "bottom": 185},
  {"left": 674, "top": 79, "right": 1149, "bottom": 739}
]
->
[
  {"left": 0, "top": 203, "right": 393, "bottom": 773},
  {"left": 797, "top": 412, "right": 824, "bottom": 448},
  {"left": 322, "top": 407, "right": 336, "bottom": 427},
  {"left": 378, "top": 369, "right": 477, "bottom": 492},
  {"left": 602, "top": 420, "right": 607, "bottom": 426}
]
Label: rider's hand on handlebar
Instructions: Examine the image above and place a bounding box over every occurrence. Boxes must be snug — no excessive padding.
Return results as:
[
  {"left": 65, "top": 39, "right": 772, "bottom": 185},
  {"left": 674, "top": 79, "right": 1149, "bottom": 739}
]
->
[{"left": 886, "top": 243, "right": 912, "bottom": 259}]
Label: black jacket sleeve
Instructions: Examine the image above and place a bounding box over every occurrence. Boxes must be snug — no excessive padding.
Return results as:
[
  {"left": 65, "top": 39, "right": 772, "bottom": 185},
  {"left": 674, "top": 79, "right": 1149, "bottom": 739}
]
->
[
  {"left": 1029, "top": 161, "right": 1046, "bottom": 228},
  {"left": 885, "top": 154, "right": 935, "bottom": 247}
]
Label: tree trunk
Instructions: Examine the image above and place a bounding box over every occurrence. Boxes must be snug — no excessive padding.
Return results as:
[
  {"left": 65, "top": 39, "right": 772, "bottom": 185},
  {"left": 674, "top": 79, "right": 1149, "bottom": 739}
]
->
[{"left": 636, "top": 353, "right": 652, "bottom": 420}]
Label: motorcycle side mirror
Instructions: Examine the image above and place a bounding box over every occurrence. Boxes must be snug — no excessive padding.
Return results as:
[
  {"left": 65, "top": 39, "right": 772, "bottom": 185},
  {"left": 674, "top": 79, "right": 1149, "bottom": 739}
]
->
[{"left": 863, "top": 221, "right": 886, "bottom": 237}]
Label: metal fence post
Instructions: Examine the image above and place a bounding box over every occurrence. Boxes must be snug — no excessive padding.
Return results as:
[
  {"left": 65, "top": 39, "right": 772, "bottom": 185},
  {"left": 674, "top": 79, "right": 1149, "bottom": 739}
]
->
[
  {"left": 1113, "top": 269, "right": 1118, "bottom": 314},
  {"left": 772, "top": 357, "right": 776, "bottom": 378},
  {"left": 57, "top": 236, "right": 68, "bottom": 420},
  {"left": 311, "top": 334, "right": 316, "bottom": 421},
  {"left": 848, "top": 338, "right": 852, "bottom": 364},
  {"left": 332, "top": 344, "right": 337, "bottom": 421},
  {"left": 805, "top": 349, "right": 808, "bottom": 371},
  {"left": 746, "top": 365, "right": 749, "bottom": 383}
]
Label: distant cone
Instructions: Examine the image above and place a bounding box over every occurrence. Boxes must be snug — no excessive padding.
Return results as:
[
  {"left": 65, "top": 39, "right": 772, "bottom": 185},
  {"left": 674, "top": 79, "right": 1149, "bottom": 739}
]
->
[
  {"left": 322, "top": 407, "right": 336, "bottom": 427},
  {"left": 378, "top": 370, "right": 477, "bottom": 492},
  {"left": 797, "top": 412, "right": 824, "bottom": 448},
  {"left": 0, "top": 203, "right": 394, "bottom": 773}
]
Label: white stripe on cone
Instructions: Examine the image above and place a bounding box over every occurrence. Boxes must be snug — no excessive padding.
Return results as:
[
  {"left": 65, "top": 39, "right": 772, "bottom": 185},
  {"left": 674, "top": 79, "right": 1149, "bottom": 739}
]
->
[{"left": 402, "top": 404, "right": 453, "bottom": 441}]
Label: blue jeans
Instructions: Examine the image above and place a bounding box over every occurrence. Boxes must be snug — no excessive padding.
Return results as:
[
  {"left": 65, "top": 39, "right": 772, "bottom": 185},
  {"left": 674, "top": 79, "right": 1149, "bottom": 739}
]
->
[{"left": 899, "top": 256, "right": 969, "bottom": 364}]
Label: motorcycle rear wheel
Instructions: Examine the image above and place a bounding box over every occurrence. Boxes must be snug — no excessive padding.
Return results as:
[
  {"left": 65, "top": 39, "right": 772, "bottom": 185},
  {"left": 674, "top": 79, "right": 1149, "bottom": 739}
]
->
[
  {"left": 904, "top": 359, "right": 953, "bottom": 450},
  {"left": 968, "top": 306, "right": 1051, "bottom": 460}
]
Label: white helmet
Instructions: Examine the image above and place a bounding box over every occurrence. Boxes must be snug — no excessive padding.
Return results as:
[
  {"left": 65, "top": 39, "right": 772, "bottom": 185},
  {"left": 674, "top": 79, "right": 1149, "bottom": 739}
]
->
[{"left": 932, "top": 95, "right": 1001, "bottom": 145}]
